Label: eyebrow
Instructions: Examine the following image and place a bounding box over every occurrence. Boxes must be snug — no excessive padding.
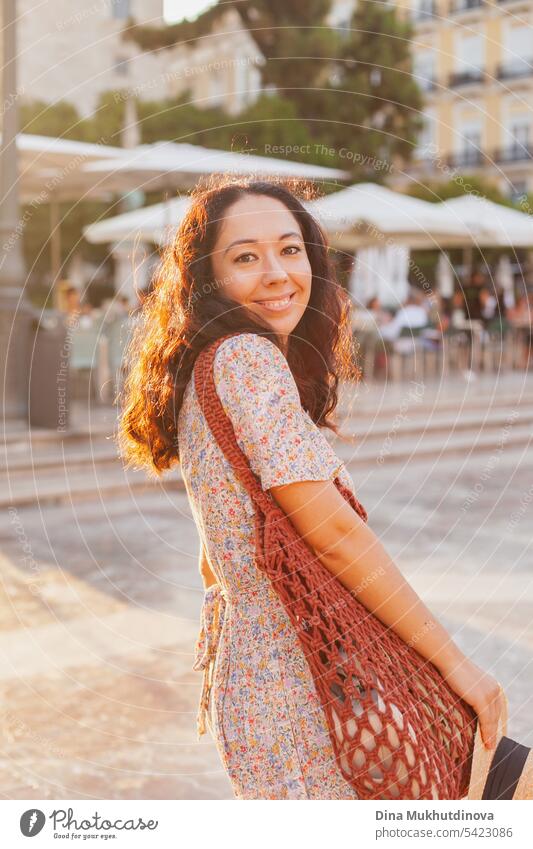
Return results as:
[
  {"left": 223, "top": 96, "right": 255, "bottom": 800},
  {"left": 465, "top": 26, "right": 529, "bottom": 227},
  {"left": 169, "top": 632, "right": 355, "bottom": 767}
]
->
[{"left": 223, "top": 231, "right": 303, "bottom": 256}]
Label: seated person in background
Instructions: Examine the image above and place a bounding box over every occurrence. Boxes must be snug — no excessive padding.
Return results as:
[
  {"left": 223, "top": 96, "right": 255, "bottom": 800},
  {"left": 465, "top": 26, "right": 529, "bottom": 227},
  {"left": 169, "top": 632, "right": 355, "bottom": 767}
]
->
[
  {"left": 351, "top": 296, "right": 392, "bottom": 334},
  {"left": 508, "top": 293, "right": 532, "bottom": 326},
  {"left": 379, "top": 289, "right": 430, "bottom": 342},
  {"left": 482, "top": 286, "right": 509, "bottom": 335},
  {"left": 427, "top": 293, "right": 450, "bottom": 334},
  {"left": 508, "top": 293, "right": 533, "bottom": 368},
  {"left": 63, "top": 286, "right": 81, "bottom": 318},
  {"left": 463, "top": 269, "right": 486, "bottom": 321},
  {"left": 450, "top": 290, "right": 468, "bottom": 329}
]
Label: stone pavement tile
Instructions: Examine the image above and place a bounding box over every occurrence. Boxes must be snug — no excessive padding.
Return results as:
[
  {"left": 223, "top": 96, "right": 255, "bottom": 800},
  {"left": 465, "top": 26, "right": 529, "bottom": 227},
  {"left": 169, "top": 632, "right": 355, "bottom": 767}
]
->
[
  {"left": 0, "top": 491, "right": 204, "bottom": 613},
  {"left": 0, "top": 553, "right": 124, "bottom": 633},
  {"left": 438, "top": 613, "right": 533, "bottom": 746},
  {"left": 358, "top": 450, "right": 533, "bottom": 575},
  {"left": 0, "top": 647, "right": 232, "bottom": 800},
  {"left": 0, "top": 604, "right": 200, "bottom": 681},
  {"left": 434, "top": 600, "right": 533, "bottom": 658},
  {"left": 1, "top": 401, "right": 530, "bottom": 799},
  {"left": 338, "top": 372, "right": 533, "bottom": 414}
]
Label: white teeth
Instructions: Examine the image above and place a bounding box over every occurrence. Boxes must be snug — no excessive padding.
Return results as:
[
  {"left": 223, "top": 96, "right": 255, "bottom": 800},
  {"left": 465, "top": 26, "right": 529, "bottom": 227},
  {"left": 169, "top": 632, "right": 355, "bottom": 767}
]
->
[{"left": 255, "top": 294, "right": 294, "bottom": 311}]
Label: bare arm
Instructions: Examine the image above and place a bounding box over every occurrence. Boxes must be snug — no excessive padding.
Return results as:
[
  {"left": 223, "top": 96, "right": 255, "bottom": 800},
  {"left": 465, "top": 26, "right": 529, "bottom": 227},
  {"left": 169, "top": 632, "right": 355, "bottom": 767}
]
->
[{"left": 269, "top": 477, "right": 503, "bottom": 748}]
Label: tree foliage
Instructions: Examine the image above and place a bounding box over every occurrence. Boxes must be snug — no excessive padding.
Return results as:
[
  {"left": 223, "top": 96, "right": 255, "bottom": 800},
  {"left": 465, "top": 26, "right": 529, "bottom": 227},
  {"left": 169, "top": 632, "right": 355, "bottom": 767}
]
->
[
  {"left": 407, "top": 176, "right": 518, "bottom": 206},
  {"left": 119, "top": 0, "right": 424, "bottom": 173}
]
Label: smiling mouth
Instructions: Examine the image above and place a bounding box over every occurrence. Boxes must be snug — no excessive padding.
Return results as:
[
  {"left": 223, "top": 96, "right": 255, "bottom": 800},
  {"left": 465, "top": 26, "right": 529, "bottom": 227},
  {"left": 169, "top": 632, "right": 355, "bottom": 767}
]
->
[{"left": 253, "top": 292, "right": 296, "bottom": 312}]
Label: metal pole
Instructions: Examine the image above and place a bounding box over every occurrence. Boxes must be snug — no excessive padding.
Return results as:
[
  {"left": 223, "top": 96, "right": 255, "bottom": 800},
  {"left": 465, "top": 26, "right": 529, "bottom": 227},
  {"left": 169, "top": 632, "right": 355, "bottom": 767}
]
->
[
  {"left": 0, "top": 0, "right": 35, "bottom": 419},
  {"left": 49, "top": 198, "right": 62, "bottom": 309}
]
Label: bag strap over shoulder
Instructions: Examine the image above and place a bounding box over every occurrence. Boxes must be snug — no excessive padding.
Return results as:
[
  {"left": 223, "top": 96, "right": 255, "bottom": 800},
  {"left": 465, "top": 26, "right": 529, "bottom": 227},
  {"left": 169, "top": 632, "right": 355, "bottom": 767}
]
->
[
  {"left": 193, "top": 331, "right": 368, "bottom": 523},
  {"left": 193, "top": 332, "right": 275, "bottom": 516}
]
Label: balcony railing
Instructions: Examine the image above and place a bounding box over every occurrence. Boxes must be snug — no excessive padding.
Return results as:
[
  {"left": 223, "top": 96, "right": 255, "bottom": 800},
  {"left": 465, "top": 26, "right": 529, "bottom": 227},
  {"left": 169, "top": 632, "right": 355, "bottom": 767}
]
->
[
  {"left": 493, "top": 145, "right": 533, "bottom": 163},
  {"left": 497, "top": 61, "right": 533, "bottom": 81},
  {"left": 449, "top": 69, "right": 485, "bottom": 87},
  {"left": 453, "top": 0, "right": 485, "bottom": 11},
  {"left": 417, "top": 145, "right": 533, "bottom": 168},
  {"left": 445, "top": 150, "right": 485, "bottom": 168}
]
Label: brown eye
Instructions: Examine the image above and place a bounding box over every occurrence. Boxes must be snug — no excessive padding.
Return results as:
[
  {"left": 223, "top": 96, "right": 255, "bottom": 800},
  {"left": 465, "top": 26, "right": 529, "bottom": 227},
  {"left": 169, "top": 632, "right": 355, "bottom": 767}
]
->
[{"left": 235, "top": 253, "right": 256, "bottom": 263}]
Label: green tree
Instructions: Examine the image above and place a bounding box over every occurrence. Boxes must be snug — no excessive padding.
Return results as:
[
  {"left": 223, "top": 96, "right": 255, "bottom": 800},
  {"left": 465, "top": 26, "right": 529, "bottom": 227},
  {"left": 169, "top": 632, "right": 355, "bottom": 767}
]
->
[
  {"left": 407, "top": 176, "right": 517, "bottom": 207},
  {"left": 239, "top": 0, "right": 336, "bottom": 91},
  {"left": 121, "top": 0, "right": 423, "bottom": 174},
  {"left": 21, "top": 93, "right": 126, "bottom": 146},
  {"left": 310, "top": 2, "right": 423, "bottom": 164},
  {"left": 21, "top": 100, "right": 93, "bottom": 141},
  {"left": 85, "top": 91, "right": 127, "bottom": 146},
  {"left": 138, "top": 91, "right": 321, "bottom": 162}
]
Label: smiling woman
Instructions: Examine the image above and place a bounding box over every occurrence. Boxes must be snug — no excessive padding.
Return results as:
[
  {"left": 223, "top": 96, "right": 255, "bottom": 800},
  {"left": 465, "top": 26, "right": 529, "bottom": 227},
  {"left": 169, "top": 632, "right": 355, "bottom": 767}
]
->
[
  {"left": 117, "top": 176, "right": 504, "bottom": 800},
  {"left": 209, "top": 194, "right": 314, "bottom": 351}
]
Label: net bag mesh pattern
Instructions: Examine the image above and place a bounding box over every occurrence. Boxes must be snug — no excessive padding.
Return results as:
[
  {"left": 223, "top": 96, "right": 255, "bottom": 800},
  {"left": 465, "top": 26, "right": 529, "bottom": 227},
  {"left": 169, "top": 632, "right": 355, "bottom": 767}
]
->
[{"left": 193, "top": 333, "right": 477, "bottom": 800}]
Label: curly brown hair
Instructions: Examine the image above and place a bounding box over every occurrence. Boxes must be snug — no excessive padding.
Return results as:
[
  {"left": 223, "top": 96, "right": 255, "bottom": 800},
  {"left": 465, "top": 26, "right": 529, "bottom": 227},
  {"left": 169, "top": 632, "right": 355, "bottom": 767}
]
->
[{"left": 116, "top": 175, "right": 359, "bottom": 476}]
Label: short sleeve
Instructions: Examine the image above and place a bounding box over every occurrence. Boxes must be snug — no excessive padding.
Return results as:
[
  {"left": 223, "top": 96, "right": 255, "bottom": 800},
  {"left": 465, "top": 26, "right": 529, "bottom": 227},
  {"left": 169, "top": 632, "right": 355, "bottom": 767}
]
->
[{"left": 212, "top": 333, "right": 345, "bottom": 491}]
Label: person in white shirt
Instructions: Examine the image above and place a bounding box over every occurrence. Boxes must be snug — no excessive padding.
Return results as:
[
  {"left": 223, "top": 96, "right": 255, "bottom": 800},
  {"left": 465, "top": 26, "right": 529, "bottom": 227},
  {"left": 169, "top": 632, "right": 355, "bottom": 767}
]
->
[{"left": 379, "top": 289, "right": 430, "bottom": 341}]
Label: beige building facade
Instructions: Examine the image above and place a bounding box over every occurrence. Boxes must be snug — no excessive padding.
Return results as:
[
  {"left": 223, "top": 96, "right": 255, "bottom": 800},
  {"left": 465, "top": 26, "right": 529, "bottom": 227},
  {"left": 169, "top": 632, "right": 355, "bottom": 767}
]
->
[
  {"left": 398, "top": 0, "right": 533, "bottom": 200},
  {"left": 162, "top": 8, "right": 264, "bottom": 116},
  {"left": 1, "top": 0, "right": 165, "bottom": 118},
  {"left": 1, "top": 1, "right": 263, "bottom": 121},
  {"left": 329, "top": 0, "right": 533, "bottom": 200}
]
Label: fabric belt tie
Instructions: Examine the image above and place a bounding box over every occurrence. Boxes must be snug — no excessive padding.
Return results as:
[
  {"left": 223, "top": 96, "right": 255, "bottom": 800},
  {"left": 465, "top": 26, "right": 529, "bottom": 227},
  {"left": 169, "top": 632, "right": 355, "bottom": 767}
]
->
[
  {"left": 192, "top": 584, "right": 227, "bottom": 739},
  {"left": 192, "top": 580, "right": 275, "bottom": 739}
]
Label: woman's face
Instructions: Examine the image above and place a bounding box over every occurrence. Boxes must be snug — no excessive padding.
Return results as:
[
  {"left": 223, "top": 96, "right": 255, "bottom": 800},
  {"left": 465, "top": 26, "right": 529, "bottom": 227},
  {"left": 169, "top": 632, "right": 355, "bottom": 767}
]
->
[{"left": 209, "top": 194, "right": 313, "bottom": 339}]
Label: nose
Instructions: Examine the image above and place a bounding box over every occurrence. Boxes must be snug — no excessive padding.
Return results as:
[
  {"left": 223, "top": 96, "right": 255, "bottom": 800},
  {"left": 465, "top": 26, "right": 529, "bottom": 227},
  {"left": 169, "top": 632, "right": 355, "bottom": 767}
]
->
[{"left": 262, "top": 250, "right": 289, "bottom": 285}]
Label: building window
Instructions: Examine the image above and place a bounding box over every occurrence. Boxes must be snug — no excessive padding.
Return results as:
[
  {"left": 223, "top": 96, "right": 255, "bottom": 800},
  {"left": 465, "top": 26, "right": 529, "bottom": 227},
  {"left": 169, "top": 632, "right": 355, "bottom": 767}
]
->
[
  {"left": 451, "top": 32, "right": 484, "bottom": 85},
  {"left": 234, "top": 60, "right": 251, "bottom": 109},
  {"left": 462, "top": 128, "right": 482, "bottom": 165},
  {"left": 501, "top": 24, "right": 532, "bottom": 79},
  {"left": 111, "top": 0, "right": 130, "bottom": 19},
  {"left": 413, "top": 50, "right": 436, "bottom": 91},
  {"left": 416, "top": 110, "right": 436, "bottom": 157},
  {"left": 209, "top": 73, "right": 226, "bottom": 106},
  {"left": 454, "top": 121, "right": 483, "bottom": 166},
  {"left": 509, "top": 120, "right": 531, "bottom": 160}
]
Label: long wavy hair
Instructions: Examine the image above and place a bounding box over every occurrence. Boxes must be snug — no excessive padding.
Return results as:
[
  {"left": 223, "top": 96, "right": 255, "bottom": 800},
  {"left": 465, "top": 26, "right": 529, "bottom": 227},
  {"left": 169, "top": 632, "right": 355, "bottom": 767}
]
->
[{"left": 117, "top": 175, "right": 359, "bottom": 476}]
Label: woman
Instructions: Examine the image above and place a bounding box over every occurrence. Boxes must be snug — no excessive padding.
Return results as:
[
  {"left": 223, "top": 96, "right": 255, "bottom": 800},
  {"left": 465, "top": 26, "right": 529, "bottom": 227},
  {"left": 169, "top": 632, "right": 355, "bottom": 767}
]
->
[{"left": 118, "top": 177, "right": 503, "bottom": 800}]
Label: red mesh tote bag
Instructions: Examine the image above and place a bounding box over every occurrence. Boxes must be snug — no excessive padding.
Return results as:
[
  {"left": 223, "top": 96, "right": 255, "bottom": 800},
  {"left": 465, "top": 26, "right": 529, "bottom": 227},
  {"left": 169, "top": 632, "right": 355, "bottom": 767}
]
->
[{"left": 193, "top": 332, "right": 478, "bottom": 800}]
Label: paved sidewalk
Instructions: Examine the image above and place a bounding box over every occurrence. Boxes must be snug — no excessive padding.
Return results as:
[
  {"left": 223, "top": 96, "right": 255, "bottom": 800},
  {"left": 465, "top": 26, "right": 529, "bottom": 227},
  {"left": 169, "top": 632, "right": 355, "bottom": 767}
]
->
[{"left": 0, "top": 374, "right": 531, "bottom": 799}]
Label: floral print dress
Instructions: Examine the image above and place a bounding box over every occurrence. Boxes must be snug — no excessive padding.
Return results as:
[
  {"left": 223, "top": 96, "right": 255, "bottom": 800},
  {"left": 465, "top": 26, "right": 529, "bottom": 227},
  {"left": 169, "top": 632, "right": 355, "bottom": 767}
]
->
[{"left": 177, "top": 332, "right": 360, "bottom": 800}]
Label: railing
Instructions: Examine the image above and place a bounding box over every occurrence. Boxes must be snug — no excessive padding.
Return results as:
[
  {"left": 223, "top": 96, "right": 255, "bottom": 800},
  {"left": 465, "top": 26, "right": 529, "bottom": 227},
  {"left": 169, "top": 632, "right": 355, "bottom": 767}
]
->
[
  {"left": 449, "top": 68, "right": 485, "bottom": 87},
  {"left": 445, "top": 149, "right": 485, "bottom": 167},
  {"left": 353, "top": 322, "right": 531, "bottom": 382},
  {"left": 421, "top": 145, "right": 533, "bottom": 167},
  {"left": 453, "top": 0, "right": 485, "bottom": 11},
  {"left": 496, "top": 61, "right": 533, "bottom": 81},
  {"left": 493, "top": 144, "right": 533, "bottom": 163}
]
